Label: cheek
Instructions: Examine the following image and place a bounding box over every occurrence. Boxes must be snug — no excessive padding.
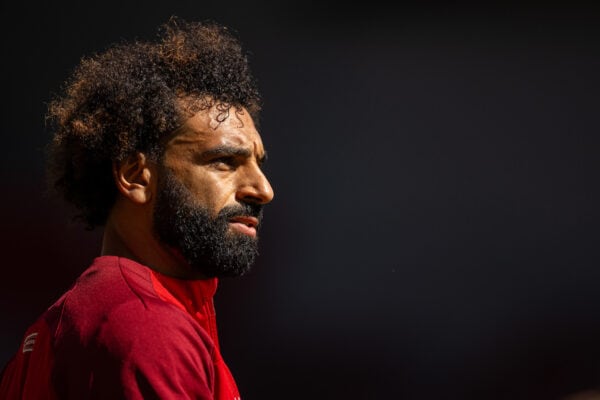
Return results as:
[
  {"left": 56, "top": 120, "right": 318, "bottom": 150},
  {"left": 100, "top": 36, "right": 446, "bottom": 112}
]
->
[{"left": 182, "top": 171, "right": 237, "bottom": 211}]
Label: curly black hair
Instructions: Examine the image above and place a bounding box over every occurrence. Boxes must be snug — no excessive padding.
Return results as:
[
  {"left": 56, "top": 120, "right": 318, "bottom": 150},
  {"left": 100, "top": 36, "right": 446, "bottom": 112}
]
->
[{"left": 46, "top": 17, "right": 262, "bottom": 229}]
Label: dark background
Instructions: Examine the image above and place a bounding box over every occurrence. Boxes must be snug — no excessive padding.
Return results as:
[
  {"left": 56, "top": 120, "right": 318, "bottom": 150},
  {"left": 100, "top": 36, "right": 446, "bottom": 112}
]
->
[{"left": 1, "top": 1, "right": 599, "bottom": 399}]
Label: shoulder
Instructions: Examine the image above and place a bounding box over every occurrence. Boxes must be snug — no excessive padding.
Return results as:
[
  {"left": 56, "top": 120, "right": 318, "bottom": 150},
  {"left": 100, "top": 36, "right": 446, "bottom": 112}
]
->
[
  {"left": 54, "top": 256, "right": 215, "bottom": 359},
  {"left": 57, "top": 256, "right": 164, "bottom": 328},
  {"left": 50, "top": 304, "right": 216, "bottom": 398},
  {"left": 50, "top": 260, "right": 217, "bottom": 397}
]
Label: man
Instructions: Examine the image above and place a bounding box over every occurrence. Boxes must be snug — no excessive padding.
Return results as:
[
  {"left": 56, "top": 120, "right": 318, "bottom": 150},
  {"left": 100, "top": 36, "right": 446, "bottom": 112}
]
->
[{"left": 0, "top": 17, "right": 273, "bottom": 399}]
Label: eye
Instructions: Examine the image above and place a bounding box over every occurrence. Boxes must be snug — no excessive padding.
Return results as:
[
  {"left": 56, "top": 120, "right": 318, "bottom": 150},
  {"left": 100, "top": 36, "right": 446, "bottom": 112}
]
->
[{"left": 210, "top": 156, "right": 238, "bottom": 171}]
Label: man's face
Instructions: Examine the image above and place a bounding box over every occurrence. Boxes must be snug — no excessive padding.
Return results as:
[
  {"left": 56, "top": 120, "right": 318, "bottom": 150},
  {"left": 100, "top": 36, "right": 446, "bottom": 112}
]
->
[{"left": 152, "top": 104, "right": 274, "bottom": 278}]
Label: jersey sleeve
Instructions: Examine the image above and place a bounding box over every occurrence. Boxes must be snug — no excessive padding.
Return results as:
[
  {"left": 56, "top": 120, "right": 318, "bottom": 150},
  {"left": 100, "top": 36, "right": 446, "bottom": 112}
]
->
[{"left": 0, "top": 320, "right": 57, "bottom": 400}]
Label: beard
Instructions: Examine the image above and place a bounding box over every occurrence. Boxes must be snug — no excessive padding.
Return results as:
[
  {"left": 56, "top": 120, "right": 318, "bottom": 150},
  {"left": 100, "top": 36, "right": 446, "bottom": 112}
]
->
[{"left": 152, "top": 167, "right": 263, "bottom": 278}]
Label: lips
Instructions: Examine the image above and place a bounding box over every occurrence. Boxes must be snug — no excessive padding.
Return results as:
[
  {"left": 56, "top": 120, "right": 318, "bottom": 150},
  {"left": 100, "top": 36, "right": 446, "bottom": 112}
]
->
[
  {"left": 228, "top": 216, "right": 259, "bottom": 237},
  {"left": 229, "top": 216, "right": 258, "bottom": 228}
]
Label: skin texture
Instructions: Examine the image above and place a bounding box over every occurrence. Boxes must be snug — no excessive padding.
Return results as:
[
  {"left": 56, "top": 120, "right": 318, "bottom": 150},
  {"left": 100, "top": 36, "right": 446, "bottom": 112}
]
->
[{"left": 101, "top": 103, "right": 274, "bottom": 279}]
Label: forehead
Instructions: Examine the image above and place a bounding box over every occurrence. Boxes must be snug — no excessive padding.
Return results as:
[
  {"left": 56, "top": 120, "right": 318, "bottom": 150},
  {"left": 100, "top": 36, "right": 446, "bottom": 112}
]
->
[{"left": 166, "top": 105, "right": 265, "bottom": 153}]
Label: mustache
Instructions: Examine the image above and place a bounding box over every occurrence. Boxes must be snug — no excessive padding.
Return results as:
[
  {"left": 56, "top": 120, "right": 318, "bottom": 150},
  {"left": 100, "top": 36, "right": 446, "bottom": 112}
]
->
[{"left": 217, "top": 203, "right": 264, "bottom": 223}]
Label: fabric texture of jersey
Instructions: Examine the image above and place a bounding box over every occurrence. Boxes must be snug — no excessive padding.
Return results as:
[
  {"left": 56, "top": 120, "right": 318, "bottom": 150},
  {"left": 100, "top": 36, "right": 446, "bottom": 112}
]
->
[{"left": 0, "top": 256, "right": 241, "bottom": 400}]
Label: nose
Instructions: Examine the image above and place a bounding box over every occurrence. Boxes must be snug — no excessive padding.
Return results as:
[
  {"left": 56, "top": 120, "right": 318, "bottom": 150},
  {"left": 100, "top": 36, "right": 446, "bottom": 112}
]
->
[{"left": 236, "top": 165, "right": 274, "bottom": 205}]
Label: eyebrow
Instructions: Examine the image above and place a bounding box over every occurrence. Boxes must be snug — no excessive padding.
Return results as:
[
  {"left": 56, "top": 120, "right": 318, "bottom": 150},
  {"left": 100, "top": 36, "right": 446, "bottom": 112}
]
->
[{"left": 200, "top": 145, "right": 268, "bottom": 165}]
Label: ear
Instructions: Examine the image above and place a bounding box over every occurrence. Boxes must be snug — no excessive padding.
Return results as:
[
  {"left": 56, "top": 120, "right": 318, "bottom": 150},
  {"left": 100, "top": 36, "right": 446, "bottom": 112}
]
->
[{"left": 112, "top": 153, "right": 154, "bottom": 204}]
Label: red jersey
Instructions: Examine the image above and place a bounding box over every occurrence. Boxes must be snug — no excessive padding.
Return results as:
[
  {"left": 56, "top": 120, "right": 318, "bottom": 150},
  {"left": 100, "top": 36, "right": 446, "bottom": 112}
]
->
[{"left": 0, "top": 256, "right": 241, "bottom": 399}]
